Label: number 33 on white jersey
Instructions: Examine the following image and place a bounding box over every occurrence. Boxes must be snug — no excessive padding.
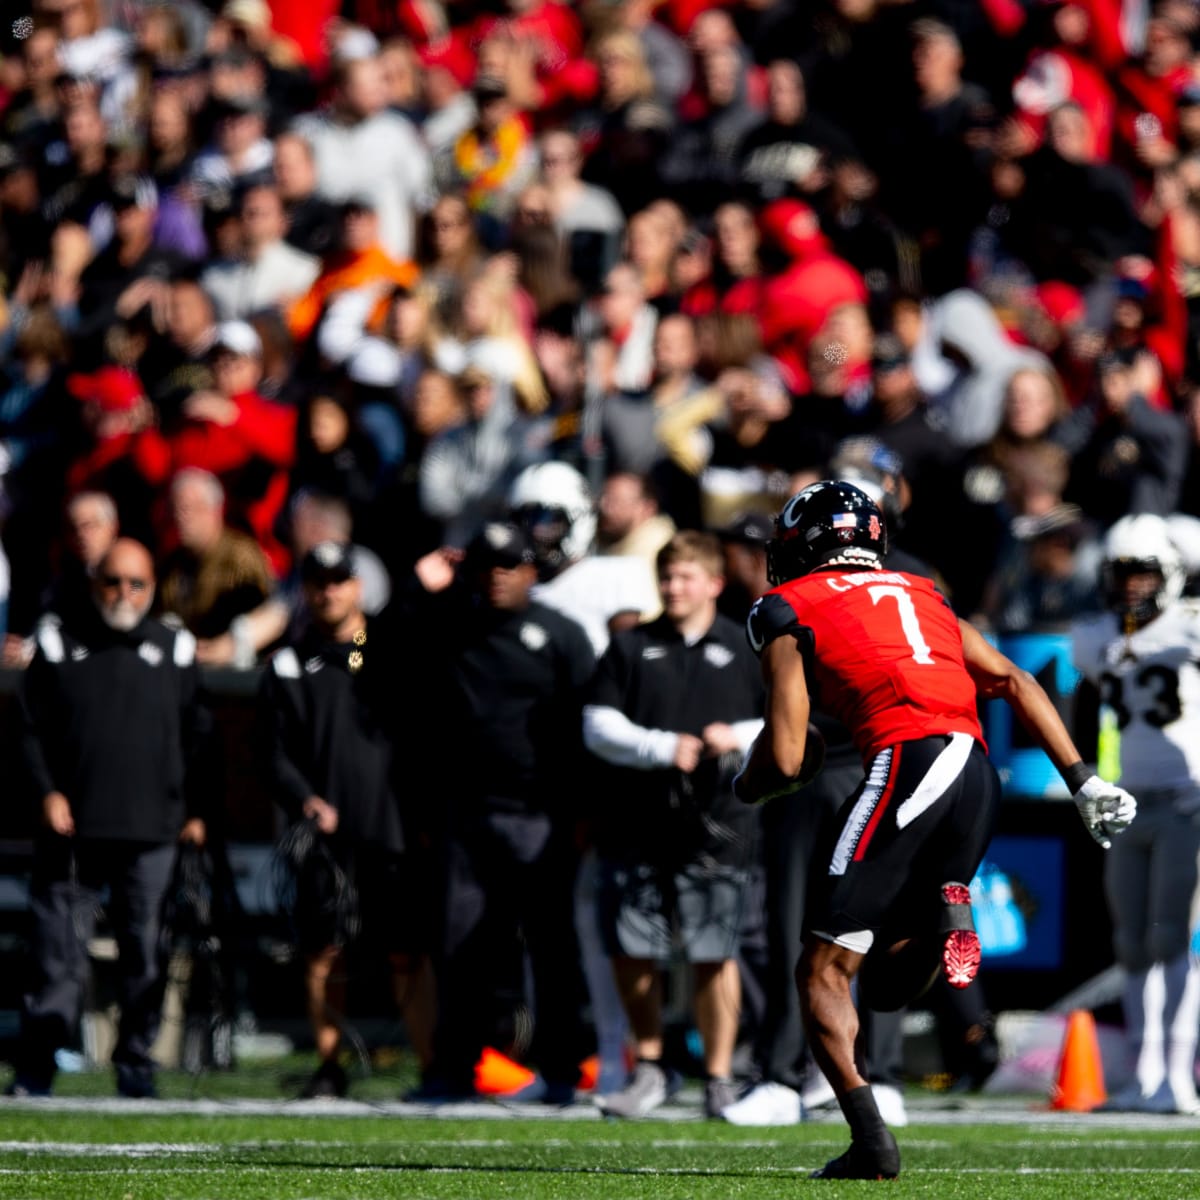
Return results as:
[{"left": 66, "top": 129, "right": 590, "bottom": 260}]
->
[{"left": 1071, "top": 600, "right": 1200, "bottom": 793}]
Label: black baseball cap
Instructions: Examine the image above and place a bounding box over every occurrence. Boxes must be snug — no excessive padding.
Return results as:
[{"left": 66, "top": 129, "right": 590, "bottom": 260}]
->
[
  {"left": 871, "top": 333, "right": 910, "bottom": 373},
  {"left": 340, "top": 192, "right": 377, "bottom": 216},
  {"left": 110, "top": 173, "right": 158, "bottom": 211},
  {"left": 468, "top": 522, "right": 536, "bottom": 569},
  {"left": 301, "top": 540, "right": 357, "bottom": 584},
  {"left": 720, "top": 510, "right": 775, "bottom": 546}
]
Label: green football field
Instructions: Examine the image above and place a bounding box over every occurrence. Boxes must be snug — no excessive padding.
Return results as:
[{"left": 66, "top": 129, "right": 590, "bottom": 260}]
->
[{"left": 1, "top": 1083, "right": 1198, "bottom": 1199}]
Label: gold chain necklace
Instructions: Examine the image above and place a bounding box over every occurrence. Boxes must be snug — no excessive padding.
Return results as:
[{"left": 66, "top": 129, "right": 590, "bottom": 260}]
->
[{"left": 348, "top": 627, "right": 366, "bottom": 673}]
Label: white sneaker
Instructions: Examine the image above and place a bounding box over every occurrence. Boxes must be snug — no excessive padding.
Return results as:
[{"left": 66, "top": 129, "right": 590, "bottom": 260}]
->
[
  {"left": 721, "top": 1081, "right": 802, "bottom": 1126},
  {"left": 596, "top": 1061, "right": 681, "bottom": 1118},
  {"left": 800, "top": 1072, "right": 837, "bottom": 1113},
  {"left": 1167, "top": 1074, "right": 1200, "bottom": 1115},
  {"left": 871, "top": 1083, "right": 909, "bottom": 1128}
]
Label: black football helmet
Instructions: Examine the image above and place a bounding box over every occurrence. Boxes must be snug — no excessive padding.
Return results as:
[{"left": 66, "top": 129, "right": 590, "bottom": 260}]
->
[{"left": 766, "top": 480, "right": 888, "bottom": 586}]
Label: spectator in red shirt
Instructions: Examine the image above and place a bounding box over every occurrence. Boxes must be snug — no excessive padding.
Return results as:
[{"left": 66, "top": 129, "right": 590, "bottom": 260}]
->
[
  {"left": 681, "top": 200, "right": 766, "bottom": 319},
  {"left": 137, "top": 321, "right": 296, "bottom": 574},
  {"left": 65, "top": 366, "right": 162, "bottom": 547},
  {"left": 469, "top": 0, "right": 596, "bottom": 116},
  {"left": 1114, "top": 13, "right": 1192, "bottom": 178},
  {"left": 755, "top": 199, "right": 869, "bottom": 393}
]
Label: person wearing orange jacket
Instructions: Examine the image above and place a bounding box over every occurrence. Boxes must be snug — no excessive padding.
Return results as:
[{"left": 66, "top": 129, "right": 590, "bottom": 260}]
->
[{"left": 287, "top": 197, "right": 420, "bottom": 344}]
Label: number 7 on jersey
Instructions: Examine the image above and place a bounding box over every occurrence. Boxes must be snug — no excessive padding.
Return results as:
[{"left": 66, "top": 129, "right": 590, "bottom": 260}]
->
[{"left": 870, "top": 585, "right": 934, "bottom": 665}]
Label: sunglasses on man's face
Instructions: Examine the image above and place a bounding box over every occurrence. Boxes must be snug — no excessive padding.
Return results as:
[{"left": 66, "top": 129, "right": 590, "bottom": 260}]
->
[{"left": 101, "top": 574, "right": 149, "bottom": 592}]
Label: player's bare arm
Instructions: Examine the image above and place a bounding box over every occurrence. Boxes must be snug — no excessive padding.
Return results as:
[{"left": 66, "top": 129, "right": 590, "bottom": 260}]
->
[
  {"left": 734, "top": 637, "right": 822, "bottom": 804},
  {"left": 958, "top": 618, "right": 1136, "bottom": 847},
  {"left": 958, "top": 619, "right": 1085, "bottom": 778}
]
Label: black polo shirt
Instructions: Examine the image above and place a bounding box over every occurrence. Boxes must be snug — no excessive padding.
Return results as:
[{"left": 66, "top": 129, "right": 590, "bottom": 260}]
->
[{"left": 589, "top": 613, "right": 762, "bottom": 866}]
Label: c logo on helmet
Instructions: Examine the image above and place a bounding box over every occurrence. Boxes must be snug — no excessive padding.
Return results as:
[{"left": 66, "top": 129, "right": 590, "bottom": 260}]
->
[
  {"left": 780, "top": 494, "right": 808, "bottom": 529},
  {"left": 746, "top": 599, "right": 765, "bottom": 653}
]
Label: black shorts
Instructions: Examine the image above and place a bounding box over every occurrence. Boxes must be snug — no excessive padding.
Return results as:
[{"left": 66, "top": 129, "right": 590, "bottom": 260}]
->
[{"left": 805, "top": 734, "right": 1001, "bottom": 954}]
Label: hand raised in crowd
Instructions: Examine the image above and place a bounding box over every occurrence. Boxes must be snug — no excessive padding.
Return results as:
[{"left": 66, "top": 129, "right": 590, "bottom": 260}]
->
[
  {"left": 303, "top": 795, "right": 339, "bottom": 835},
  {"left": 196, "top": 633, "right": 235, "bottom": 666},
  {"left": 179, "top": 818, "right": 207, "bottom": 847},
  {"left": 1, "top": 634, "right": 33, "bottom": 669},
  {"left": 1134, "top": 132, "right": 1178, "bottom": 171},
  {"left": 1130, "top": 350, "right": 1163, "bottom": 404},
  {"left": 50, "top": 222, "right": 93, "bottom": 288},
  {"left": 114, "top": 277, "right": 170, "bottom": 328},
  {"left": 994, "top": 114, "right": 1039, "bottom": 160},
  {"left": 414, "top": 546, "right": 464, "bottom": 593},
  {"left": 43, "top": 791, "right": 74, "bottom": 837},
  {"left": 12, "top": 260, "right": 48, "bottom": 309},
  {"left": 673, "top": 733, "right": 705, "bottom": 773},
  {"left": 184, "top": 391, "right": 240, "bottom": 427},
  {"left": 701, "top": 722, "right": 742, "bottom": 758}
]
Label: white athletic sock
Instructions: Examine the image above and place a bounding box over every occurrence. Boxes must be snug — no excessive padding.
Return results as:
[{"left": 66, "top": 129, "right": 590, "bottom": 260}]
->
[
  {"left": 1131, "top": 965, "right": 1166, "bottom": 1098},
  {"left": 1162, "top": 955, "right": 1200, "bottom": 1110}
]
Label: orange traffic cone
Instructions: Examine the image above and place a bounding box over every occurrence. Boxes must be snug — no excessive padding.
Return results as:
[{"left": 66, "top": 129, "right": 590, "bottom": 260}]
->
[
  {"left": 474, "top": 1047, "right": 536, "bottom": 1096},
  {"left": 576, "top": 1046, "right": 636, "bottom": 1092},
  {"left": 577, "top": 1054, "right": 601, "bottom": 1092},
  {"left": 1050, "top": 1009, "right": 1107, "bottom": 1112}
]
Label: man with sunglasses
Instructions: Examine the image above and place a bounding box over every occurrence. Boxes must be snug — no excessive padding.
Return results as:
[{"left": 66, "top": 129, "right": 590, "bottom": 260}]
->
[{"left": 9, "top": 539, "right": 213, "bottom": 1099}]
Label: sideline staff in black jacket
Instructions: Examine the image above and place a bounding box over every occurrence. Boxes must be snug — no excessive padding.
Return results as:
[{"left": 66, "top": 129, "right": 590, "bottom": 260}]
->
[
  {"left": 13, "top": 538, "right": 211, "bottom": 1099},
  {"left": 413, "top": 522, "right": 596, "bottom": 1103},
  {"left": 261, "top": 540, "right": 434, "bottom": 1100}
]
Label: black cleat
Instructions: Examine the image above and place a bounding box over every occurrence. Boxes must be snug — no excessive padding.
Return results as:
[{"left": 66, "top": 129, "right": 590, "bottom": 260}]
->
[
  {"left": 299, "top": 1058, "right": 348, "bottom": 1099},
  {"left": 115, "top": 1063, "right": 158, "bottom": 1099},
  {"left": 811, "top": 1132, "right": 901, "bottom": 1180}
]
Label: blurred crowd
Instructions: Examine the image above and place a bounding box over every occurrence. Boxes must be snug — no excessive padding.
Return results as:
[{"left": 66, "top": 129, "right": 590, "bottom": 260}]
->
[{"left": 4, "top": 0, "right": 1200, "bottom": 649}]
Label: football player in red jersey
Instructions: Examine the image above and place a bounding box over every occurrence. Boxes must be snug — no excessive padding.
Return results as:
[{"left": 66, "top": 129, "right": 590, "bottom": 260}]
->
[{"left": 735, "top": 480, "right": 1137, "bottom": 1180}]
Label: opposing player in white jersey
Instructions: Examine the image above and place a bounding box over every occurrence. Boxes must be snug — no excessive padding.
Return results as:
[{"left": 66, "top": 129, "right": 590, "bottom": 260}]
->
[{"left": 1071, "top": 514, "right": 1200, "bottom": 1114}]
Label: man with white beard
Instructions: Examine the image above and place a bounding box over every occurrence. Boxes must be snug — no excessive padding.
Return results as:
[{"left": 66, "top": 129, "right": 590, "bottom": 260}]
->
[{"left": 8, "top": 540, "right": 213, "bottom": 1099}]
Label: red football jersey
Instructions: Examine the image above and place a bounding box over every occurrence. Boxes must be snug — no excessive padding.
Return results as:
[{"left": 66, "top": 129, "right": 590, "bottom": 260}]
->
[{"left": 747, "top": 568, "right": 984, "bottom": 762}]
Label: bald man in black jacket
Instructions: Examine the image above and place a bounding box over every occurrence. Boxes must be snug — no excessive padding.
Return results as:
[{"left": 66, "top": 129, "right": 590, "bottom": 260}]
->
[{"left": 11, "top": 538, "right": 212, "bottom": 1099}]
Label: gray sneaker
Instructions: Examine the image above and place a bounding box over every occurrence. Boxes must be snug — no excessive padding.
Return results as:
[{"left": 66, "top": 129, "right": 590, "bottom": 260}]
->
[
  {"left": 704, "top": 1077, "right": 740, "bottom": 1118},
  {"left": 598, "top": 1060, "right": 681, "bottom": 1118}
]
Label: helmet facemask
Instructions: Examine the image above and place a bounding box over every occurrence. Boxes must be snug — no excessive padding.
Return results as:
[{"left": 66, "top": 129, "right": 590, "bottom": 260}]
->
[
  {"left": 1103, "top": 557, "right": 1177, "bottom": 632},
  {"left": 1100, "top": 514, "right": 1185, "bottom": 633},
  {"left": 513, "top": 502, "right": 572, "bottom": 581}
]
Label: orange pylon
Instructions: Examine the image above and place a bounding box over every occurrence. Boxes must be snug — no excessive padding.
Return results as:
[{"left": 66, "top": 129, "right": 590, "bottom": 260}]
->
[
  {"left": 474, "top": 1047, "right": 536, "bottom": 1096},
  {"left": 1050, "top": 1009, "right": 1107, "bottom": 1112},
  {"left": 576, "top": 1047, "right": 635, "bottom": 1092}
]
